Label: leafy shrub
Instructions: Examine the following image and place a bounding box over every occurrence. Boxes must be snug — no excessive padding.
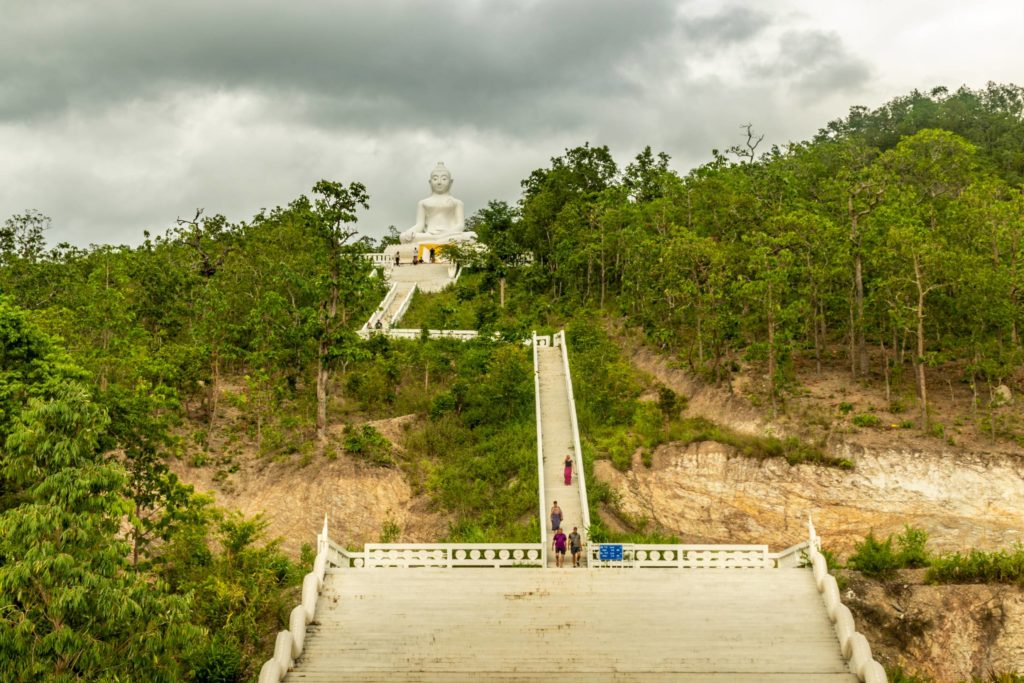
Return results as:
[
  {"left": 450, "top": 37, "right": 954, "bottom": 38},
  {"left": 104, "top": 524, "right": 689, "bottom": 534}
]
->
[
  {"left": 838, "top": 402, "right": 854, "bottom": 414},
  {"left": 847, "top": 526, "right": 930, "bottom": 577},
  {"left": 192, "top": 636, "right": 243, "bottom": 683},
  {"left": 886, "top": 664, "right": 931, "bottom": 683},
  {"left": 852, "top": 413, "right": 881, "bottom": 427},
  {"left": 847, "top": 532, "right": 901, "bottom": 577},
  {"left": 429, "top": 390, "right": 457, "bottom": 418},
  {"left": 896, "top": 525, "right": 930, "bottom": 568},
  {"left": 342, "top": 424, "right": 394, "bottom": 466},
  {"left": 632, "top": 401, "right": 664, "bottom": 448},
  {"left": 657, "top": 385, "right": 685, "bottom": 417},
  {"left": 379, "top": 515, "right": 401, "bottom": 543}
]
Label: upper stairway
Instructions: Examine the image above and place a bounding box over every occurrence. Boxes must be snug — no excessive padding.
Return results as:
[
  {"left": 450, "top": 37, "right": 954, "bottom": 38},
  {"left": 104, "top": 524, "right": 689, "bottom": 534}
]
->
[
  {"left": 536, "top": 343, "right": 587, "bottom": 566},
  {"left": 285, "top": 566, "right": 858, "bottom": 682}
]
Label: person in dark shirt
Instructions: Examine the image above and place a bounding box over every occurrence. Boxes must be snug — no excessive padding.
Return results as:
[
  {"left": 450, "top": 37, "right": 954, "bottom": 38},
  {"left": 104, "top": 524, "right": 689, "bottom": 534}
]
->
[
  {"left": 553, "top": 529, "right": 568, "bottom": 567},
  {"left": 568, "top": 527, "right": 583, "bottom": 567}
]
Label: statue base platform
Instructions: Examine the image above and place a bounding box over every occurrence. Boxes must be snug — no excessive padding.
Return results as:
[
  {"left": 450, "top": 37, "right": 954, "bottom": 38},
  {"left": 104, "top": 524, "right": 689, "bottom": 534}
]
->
[{"left": 383, "top": 242, "right": 451, "bottom": 265}]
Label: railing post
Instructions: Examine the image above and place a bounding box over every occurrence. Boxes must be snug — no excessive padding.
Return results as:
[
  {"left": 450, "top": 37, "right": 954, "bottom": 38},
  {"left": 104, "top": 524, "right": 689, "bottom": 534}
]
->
[{"left": 532, "top": 331, "right": 549, "bottom": 566}]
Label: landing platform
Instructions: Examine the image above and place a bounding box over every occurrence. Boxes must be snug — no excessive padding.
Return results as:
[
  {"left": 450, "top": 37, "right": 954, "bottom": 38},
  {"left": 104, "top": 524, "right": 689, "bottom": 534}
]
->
[{"left": 286, "top": 567, "right": 856, "bottom": 682}]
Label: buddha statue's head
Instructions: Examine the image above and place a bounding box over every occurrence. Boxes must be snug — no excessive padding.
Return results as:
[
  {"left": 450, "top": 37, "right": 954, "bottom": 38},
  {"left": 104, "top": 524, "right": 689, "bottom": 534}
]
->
[{"left": 429, "top": 162, "right": 453, "bottom": 194}]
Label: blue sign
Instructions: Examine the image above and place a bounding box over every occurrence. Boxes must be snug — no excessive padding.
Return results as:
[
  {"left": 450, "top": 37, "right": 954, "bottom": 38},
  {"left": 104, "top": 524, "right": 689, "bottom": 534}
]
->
[{"left": 599, "top": 544, "right": 624, "bottom": 561}]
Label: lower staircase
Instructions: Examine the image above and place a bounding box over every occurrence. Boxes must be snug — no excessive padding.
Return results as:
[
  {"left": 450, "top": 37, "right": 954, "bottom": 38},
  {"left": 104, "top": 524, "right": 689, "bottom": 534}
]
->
[{"left": 286, "top": 567, "right": 857, "bottom": 682}]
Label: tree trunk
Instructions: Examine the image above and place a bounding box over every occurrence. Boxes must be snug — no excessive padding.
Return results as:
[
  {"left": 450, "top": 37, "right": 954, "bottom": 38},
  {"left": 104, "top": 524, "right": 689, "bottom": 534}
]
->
[
  {"left": 696, "top": 315, "right": 704, "bottom": 366},
  {"left": 849, "top": 198, "right": 869, "bottom": 377},
  {"left": 316, "top": 341, "right": 328, "bottom": 441},
  {"left": 913, "top": 254, "right": 929, "bottom": 430},
  {"left": 848, "top": 297, "right": 856, "bottom": 376},
  {"left": 209, "top": 347, "right": 219, "bottom": 434},
  {"left": 854, "top": 251, "right": 868, "bottom": 376},
  {"left": 880, "top": 335, "right": 891, "bottom": 404},
  {"left": 499, "top": 276, "right": 506, "bottom": 308},
  {"left": 767, "top": 284, "right": 777, "bottom": 419},
  {"left": 317, "top": 249, "right": 341, "bottom": 441}
]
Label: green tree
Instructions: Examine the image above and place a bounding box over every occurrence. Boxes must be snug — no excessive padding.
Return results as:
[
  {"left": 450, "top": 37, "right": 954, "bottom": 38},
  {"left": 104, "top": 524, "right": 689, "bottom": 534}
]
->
[{"left": 0, "top": 300, "right": 199, "bottom": 681}]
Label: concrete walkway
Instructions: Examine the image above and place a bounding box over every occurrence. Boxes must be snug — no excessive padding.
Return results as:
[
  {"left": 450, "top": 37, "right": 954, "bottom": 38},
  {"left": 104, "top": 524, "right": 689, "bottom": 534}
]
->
[
  {"left": 286, "top": 568, "right": 857, "bottom": 682},
  {"left": 387, "top": 262, "right": 454, "bottom": 294},
  {"left": 366, "top": 262, "right": 455, "bottom": 328},
  {"left": 537, "top": 345, "right": 587, "bottom": 567}
]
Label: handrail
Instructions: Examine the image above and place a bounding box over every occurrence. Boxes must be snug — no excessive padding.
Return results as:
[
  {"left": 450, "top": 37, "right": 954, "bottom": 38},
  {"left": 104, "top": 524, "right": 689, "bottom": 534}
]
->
[
  {"left": 360, "top": 252, "right": 392, "bottom": 265},
  {"left": 767, "top": 540, "right": 810, "bottom": 568},
  {"left": 362, "top": 543, "right": 545, "bottom": 568},
  {"left": 374, "top": 328, "right": 480, "bottom": 340},
  {"left": 552, "top": 330, "right": 591, "bottom": 535},
  {"left": 588, "top": 543, "right": 772, "bottom": 569},
  {"left": 532, "top": 332, "right": 548, "bottom": 564},
  {"left": 363, "top": 281, "right": 399, "bottom": 331},
  {"left": 257, "top": 515, "right": 332, "bottom": 683},
  {"left": 390, "top": 282, "right": 417, "bottom": 327},
  {"left": 807, "top": 517, "right": 887, "bottom": 683}
]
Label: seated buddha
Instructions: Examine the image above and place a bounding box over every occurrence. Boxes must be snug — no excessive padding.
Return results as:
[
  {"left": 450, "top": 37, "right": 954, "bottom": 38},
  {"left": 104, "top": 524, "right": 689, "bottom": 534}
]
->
[{"left": 399, "top": 162, "right": 478, "bottom": 245}]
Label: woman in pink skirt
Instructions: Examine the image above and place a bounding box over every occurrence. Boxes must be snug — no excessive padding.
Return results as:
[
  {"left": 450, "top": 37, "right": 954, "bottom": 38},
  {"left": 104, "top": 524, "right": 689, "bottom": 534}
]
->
[{"left": 563, "top": 454, "right": 573, "bottom": 485}]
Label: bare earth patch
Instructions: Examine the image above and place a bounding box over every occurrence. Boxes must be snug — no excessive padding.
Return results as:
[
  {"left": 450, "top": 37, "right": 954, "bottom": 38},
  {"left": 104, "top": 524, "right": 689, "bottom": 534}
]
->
[{"left": 169, "top": 414, "right": 449, "bottom": 556}]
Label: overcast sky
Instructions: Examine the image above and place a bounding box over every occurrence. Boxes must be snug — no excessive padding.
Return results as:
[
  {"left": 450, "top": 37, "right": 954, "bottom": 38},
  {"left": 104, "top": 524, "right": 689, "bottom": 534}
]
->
[{"left": 2, "top": 0, "right": 1022, "bottom": 248}]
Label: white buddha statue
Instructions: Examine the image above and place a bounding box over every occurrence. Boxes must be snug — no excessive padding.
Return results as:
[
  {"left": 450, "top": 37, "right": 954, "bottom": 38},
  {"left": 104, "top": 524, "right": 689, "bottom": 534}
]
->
[{"left": 399, "top": 162, "right": 477, "bottom": 244}]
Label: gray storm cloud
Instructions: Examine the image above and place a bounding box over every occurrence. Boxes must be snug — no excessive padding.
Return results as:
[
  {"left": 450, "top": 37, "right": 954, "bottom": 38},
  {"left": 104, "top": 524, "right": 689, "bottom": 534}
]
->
[{"left": 0, "top": 0, "right": 993, "bottom": 247}]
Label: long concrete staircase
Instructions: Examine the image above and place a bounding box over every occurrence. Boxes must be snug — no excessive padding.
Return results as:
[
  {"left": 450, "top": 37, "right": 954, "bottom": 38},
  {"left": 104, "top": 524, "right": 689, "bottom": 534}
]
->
[
  {"left": 537, "top": 342, "right": 587, "bottom": 566},
  {"left": 261, "top": 260, "right": 886, "bottom": 683}
]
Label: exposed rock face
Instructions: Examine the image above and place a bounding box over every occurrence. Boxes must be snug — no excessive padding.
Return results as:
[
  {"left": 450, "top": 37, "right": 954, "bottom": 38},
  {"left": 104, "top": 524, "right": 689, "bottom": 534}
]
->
[
  {"left": 594, "top": 441, "right": 1024, "bottom": 555},
  {"left": 845, "top": 571, "right": 1024, "bottom": 682},
  {"left": 169, "top": 416, "right": 449, "bottom": 554},
  {"left": 594, "top": 442, "right": 1024, "bottom": 678}
]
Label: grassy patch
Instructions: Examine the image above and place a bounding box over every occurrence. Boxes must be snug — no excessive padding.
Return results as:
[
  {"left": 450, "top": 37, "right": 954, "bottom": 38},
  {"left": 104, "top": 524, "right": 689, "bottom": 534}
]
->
[
  {"left": 926, "top": 545, "right": 1024, "bottom": 586},
  {"left": 668, "top": 416, "right": 852, "bottom": 469}
]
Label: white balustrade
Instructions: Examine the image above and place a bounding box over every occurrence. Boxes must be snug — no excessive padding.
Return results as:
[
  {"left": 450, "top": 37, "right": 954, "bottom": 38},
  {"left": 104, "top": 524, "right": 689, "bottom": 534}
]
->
[
  {"left": 390, "top": 282, "right": 417, "bottom": 326},
  {"left": 362, "top": 543, "right": 545, "bottom": 568},
  {"left": 257, "top": 516, "right": 333, "bottom": 683},
  {"left": 370, "top": 328, "right": 480, "bottom": 341},
  {"left": 361, "top": 252, "right": 393, "bottom": 265},
  {"left": 359, "top": 282, "right": 400, "bottom": 337},
  {"left": 806, "top": 516, "right": 888, "bottom": 682},
  {"left": 588, "top": 543, "right": 772, "bottom": 569},
  {"left": 532, "top": 332, "right": 549, "bottom": 565},
  {"left": 767, "top": 540, "right": 810, "bottom": 568},
  {"left": 552, "top": 330, "right": 591, "bottom": 535}
]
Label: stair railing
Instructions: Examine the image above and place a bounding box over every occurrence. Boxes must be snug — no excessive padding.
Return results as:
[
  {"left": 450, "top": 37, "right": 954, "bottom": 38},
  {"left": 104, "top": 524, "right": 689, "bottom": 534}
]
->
[
  {"left": 807, "top": 517, "right": 888, "bottom": 683},
  {"left": 552, "top": 330, "right": 591, "bottom": 535},
  {"left": 257, "top": 515, "right": 332, "bottom": 683},
  {"left": 532, "top": 331, "right": 548, "bottom": 565},
  {"left": 389, "top": 282, "right": 417, "bottom": 327}
]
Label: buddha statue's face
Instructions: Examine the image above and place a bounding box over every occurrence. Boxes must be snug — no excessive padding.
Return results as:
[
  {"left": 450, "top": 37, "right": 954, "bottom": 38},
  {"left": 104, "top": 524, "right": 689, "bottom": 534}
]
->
[{"left": 429, "top": 170, "right": 452, "bottom": 194}]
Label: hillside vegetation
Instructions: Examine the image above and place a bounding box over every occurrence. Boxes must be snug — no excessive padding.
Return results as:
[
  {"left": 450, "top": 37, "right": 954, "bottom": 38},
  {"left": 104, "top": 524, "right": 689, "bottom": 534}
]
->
[{"left": 2, "top": 82, "right": 1024, "bottom": 680}]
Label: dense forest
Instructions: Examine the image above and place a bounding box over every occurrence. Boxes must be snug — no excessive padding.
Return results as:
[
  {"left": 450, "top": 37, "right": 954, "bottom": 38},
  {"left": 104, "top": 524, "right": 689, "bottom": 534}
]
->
[{"left": 2, "top": 82, "right": 1023, "bottom": 680}]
